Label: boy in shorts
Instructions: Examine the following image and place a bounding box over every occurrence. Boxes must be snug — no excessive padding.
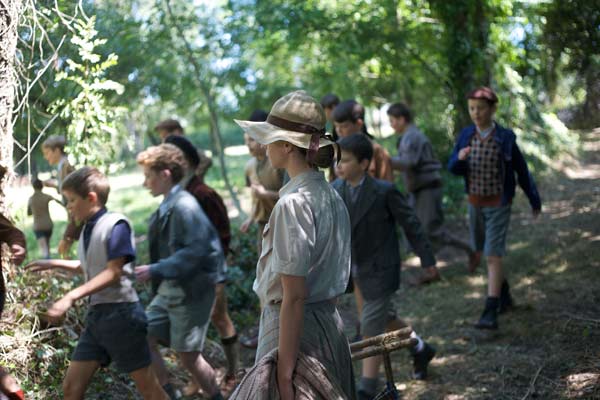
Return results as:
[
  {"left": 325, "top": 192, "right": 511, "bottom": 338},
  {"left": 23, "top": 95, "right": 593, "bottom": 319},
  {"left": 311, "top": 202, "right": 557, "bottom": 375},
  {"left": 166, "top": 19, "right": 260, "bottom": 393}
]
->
[
  {"left": 28, "top": 179, "right": 62, "bottom": 258},
  {"left": 135, "top": 144, "right": 224, "bottom": 400},
  {"left": 26, "top": 167, "right": 167, "bottom": 400}
]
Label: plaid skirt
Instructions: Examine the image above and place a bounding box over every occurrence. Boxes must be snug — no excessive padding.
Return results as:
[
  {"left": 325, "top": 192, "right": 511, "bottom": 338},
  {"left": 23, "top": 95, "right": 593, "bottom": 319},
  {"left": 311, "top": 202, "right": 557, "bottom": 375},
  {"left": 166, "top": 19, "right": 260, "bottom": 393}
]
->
[{"left": 255, "top": 300, "right": 356, "bottom": 400}]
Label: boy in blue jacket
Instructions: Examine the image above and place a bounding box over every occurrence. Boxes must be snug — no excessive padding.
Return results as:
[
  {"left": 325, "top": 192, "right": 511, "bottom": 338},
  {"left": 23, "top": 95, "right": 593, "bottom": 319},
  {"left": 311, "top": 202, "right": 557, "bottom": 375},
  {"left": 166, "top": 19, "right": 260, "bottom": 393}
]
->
[
  {"left": 448, "top": 87, "right": 542, "bottom": 330},
  {"left": 135, "top": 144, "right": 224, "bottom": 400}
]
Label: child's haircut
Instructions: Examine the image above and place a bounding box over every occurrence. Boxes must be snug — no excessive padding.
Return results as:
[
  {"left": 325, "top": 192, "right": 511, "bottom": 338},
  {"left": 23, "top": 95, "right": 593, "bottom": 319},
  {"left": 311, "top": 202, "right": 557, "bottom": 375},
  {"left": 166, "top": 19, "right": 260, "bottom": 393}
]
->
[
  {"left": 42, "top": 135, "right": 67, "bottom": 152},
  {"left": 62, "top": 167, "right": 111, "bottom": 205},
  {"left": 337, "top": 133, "right": 374, "bottom": 163},
  {"left": 32, "top": 179, "right": 43, "bottom": 190},
  {"left": 136, "top": 144, "right": 186, "bottom": 184},
  {"left": 320, "top": 93, "right": 340, "bottom": 109},
  {"left": 155, "top": 119, "right": 184, "bottom": 135},
  {"left": 467, "top": 86, "right": 498, "bottom": 106},
  {"left": 332, "top": 100, "right": 365, "bottom": 123},
  {"left": 387, "top": 103, "right": 413, "bottom": 122}
]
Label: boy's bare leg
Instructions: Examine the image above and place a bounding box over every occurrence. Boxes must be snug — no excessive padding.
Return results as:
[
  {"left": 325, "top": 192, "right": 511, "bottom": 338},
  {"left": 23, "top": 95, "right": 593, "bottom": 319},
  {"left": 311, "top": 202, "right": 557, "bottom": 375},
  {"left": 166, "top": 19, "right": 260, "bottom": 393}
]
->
[
  {"left": 37, "top": 237, "right": 49, "bottom": 259},
  {"left": 486, "top": 256, "right": 503, "bottom": 297},
  {"left": 129, "top": 365, "right": 169, "bottom": 400},
  {"left": 179, "top": 352, "right": 220, "bottom": 397},
  {"left": 147, "top": 338, "right": 169, "bottom": 386},
  {"left": 185, "top": 285, "right": 238, "bottom": 396},
  {"left": 62, "top": 360, "right": 99, "bottom": 400}
]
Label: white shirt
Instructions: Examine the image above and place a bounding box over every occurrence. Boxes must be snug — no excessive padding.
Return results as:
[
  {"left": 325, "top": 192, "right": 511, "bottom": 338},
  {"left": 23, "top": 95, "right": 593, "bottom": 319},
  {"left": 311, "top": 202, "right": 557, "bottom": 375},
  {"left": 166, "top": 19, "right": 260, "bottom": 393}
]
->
[{"left": 253, "top": 170, "right": 351, "bottom": 306}]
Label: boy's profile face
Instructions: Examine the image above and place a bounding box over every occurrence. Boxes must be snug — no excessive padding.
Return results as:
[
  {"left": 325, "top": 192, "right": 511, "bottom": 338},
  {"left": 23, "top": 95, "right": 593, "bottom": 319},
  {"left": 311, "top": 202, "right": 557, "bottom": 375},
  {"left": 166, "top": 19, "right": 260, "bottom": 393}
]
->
[
  {"left": 142, "top": 165, "right": 171, "bottom": 197},
  {"left": 244, "top": 133, "right": 266, "bottom": 158},
  {"left": 62, "top": 189, "right": 98, "bottom": 223},
  {"left": 336, "top": 150, "right": 368, "bottom": 182},
  {"left": 389, "top": 115, "right": 408, "bottom": 134},
  {"left": 468, "top": 99, "right": 495, "bottom": 129},
  {"left": 42, "top": 146, "right": 62, "bottom": 165},
  {"left": 334, "top": 120, "right": 363, "bottom": 138}
]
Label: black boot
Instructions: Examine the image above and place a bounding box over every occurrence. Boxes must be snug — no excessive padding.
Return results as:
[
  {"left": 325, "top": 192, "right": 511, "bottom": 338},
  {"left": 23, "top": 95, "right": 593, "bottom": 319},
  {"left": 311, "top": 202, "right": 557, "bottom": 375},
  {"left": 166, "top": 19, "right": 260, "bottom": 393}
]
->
[
  {"left": 412, "top": 342, "right": 436, "bottom": 380},
  {"left": 475, "top": 297, "right": 499, "bottom": 330},
  {"left": 498, "top": 280, "right": 514, "bottom": 314}
]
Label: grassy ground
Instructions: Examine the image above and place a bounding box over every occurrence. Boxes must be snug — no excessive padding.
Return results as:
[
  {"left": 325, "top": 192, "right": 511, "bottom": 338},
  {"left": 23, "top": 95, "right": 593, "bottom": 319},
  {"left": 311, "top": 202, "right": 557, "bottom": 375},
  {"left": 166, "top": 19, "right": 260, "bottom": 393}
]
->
[{"left": 2, "top": 131, "right": 599, "bottom": 398}]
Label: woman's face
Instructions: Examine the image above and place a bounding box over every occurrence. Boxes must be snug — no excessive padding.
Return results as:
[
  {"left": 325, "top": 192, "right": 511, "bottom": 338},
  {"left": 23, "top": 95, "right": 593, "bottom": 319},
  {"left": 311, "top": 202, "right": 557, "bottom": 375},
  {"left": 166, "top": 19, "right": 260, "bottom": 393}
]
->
[{"left": 266, "top": 141, "right": 287, "bottom": 169}]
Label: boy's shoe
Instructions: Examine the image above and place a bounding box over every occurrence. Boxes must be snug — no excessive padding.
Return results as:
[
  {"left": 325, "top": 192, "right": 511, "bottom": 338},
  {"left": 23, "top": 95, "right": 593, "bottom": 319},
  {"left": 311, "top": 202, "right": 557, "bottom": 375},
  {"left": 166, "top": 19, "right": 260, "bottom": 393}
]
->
[
  {"left": 412, "top": 342, "right": 436, "bottom": 380},
  {"left": 498, "top": 280, "right": 514, "bottom": 314},
  {"left": 415, "top": 266, "right": 441, "bottom": 286},
  {"left": 475, "top": 297, "right": 499, "bottom": 330}
]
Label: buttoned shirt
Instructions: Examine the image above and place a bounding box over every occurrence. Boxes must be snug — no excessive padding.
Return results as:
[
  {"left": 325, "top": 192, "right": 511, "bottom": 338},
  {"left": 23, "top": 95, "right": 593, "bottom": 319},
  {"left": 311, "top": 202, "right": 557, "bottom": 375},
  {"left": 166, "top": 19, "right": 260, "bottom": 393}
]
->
[{"left": 253, "top": 170, "right": 351, "bottom": 306}]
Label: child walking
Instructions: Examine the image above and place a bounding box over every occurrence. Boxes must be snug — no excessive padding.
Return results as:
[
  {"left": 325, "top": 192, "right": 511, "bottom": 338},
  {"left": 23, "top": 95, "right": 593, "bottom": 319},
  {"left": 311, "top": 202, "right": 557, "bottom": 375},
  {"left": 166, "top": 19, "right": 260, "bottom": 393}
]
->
[
  {"left": 134, "top": 144, "right": 224, "bottom": 400},
  {"left": 333, "top": 133, "right": 437, "bottom": 399},
  {"left": 28, "top": 179, "right": 62, "bottom": 258},
  {"left": 448, "top": 87, "right": 542, "bottom": 329},
  {"left": 26, "top": 167, "right": 167, "bottom": 400}
]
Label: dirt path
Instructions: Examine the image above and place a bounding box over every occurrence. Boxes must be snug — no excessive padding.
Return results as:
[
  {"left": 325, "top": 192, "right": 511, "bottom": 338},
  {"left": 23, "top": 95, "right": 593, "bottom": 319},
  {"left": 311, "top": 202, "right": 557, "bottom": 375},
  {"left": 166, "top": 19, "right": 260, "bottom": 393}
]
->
[{"left": 348, "top": 129, "right": 600, "bottom": 399}]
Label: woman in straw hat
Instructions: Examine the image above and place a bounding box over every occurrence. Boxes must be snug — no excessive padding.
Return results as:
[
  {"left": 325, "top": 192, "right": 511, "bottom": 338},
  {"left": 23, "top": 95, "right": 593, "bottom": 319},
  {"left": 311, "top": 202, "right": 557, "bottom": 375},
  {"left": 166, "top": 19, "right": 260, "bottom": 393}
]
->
[{"left": 234, "top": 91, "right": 356, "bottom": 399}]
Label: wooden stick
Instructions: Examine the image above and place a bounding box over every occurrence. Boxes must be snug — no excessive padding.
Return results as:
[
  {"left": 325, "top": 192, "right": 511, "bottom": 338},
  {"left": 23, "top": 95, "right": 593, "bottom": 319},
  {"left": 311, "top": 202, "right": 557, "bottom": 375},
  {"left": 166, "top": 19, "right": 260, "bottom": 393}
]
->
[
  {"left": 351, "top": 338, "right": 417, "bottom": 361},
  {"left": 350, "top": 327, "right": 413, "bottom": 351}
]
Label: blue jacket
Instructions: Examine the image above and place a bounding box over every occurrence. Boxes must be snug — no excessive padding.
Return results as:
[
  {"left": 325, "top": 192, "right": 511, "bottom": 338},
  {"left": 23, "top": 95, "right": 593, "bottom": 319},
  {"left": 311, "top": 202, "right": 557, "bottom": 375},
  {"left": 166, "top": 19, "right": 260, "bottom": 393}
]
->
[
  {"left": 148, "top": 187, "right": 223, "bottom": 300},
  {"left": 448, "top": 123, "right": 542, "bottom": 210}
]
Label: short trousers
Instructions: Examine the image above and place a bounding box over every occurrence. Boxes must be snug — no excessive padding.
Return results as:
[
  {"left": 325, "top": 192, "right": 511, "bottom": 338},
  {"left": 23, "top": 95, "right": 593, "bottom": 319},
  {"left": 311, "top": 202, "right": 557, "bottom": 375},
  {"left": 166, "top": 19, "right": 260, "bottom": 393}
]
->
[
  {"left": 360, "top": 293, "right": 397, "bottom": 337},
  {"left": 72, "top": 302, "right": 151, "bottom": 373},
  {"left": 33, "top": 230, "right": 52, "bottom": 240},
  {"left": 146, "top": 285, "right": 215, "bottom": 352},
  {"left": 468, "top": 204, "right": 512, "bottom": 257}
]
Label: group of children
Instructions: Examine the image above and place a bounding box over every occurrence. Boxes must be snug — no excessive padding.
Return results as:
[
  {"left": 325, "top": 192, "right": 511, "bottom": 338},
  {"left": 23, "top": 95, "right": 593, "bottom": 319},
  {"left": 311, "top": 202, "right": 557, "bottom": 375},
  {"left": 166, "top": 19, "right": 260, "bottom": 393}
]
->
[{"left": 8, "top": 85, "right": 541, "bottom": 399}]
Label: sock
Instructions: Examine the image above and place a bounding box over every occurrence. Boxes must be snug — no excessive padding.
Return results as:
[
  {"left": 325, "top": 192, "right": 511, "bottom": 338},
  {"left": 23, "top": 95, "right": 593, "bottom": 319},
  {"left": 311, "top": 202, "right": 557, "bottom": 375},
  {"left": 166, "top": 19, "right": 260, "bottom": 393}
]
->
[
  {"left": 486, "top": 296, "right": 499, "bottom": 309},
  {"left": 7, "top": 391, "right": 25, "bottom": 400},
  {"left": 162, "top": 383, "right": 178, "bottom": 400},
  {"left": 221, "top": 334, "right": 239, "bottom": 376},
  {"left": 411, "top": 331, "right": 425, "bottom": 353},
  {"left": 358, "top": 376, "right": 378, "bottom": 396}
]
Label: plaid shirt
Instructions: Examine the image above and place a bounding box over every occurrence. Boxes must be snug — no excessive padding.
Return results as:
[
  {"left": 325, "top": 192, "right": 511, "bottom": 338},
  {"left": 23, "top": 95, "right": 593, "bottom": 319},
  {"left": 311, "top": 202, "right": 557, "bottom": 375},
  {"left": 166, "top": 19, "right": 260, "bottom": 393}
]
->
[{"left": 468, "top": 131, "right": 503, "bottom": 198}]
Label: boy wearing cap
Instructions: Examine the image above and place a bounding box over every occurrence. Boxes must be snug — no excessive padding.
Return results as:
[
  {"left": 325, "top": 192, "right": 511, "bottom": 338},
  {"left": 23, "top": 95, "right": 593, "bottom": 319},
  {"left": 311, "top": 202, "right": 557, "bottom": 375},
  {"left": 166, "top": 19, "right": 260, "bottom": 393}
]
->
[
  {"left": 164, "top": 135, "right": 239, "bottom": 395},
  {"left": 155, "top": 119, "right": 213, "bottom": 179},
  {"left": 448, "top": 86, "right": 542, "bottom": 330}
]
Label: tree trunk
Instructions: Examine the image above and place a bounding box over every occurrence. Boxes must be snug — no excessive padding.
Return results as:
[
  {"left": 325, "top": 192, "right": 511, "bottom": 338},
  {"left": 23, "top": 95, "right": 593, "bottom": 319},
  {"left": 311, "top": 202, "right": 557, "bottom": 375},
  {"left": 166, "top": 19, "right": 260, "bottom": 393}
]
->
[
  {"left": 0, "top": 0, "right": 22, "bottom": 215},
  {"left": 164, "top": 0, "right": 243, "bottom": 216}
]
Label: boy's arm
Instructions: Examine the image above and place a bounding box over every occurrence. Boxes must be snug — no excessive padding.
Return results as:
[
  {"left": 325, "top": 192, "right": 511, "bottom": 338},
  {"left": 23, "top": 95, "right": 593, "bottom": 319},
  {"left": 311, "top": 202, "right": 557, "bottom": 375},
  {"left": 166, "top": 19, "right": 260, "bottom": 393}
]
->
[
  {"left": 447, "top": 132, "right": 469, "bottom": 176},
  {"left": 386, "top": 188, "right": 436, "bottom": 268},
  {"left": 26, "top": 258, "right": 82, "bottom": 273},
  {"left": 148, "top": 204, "right": 217, "bottom": 280},
  {"left": 512, "top": 141, "right": 542, "bottom": 212},
  {"left": 43, "top": 178, "right": 58, "bottom": 189},
  {"left": 391, "top": 134, "right": 421, "bottom": 171},
  {"left": 45, "top": 257, "right": 126, "bottom": 324}
]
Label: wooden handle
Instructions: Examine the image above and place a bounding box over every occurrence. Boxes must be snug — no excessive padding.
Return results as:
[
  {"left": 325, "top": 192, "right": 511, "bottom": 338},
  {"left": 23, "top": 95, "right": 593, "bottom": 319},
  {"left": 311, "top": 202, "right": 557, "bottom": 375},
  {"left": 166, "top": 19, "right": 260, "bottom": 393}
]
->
[
  {"left": 350, "top": 327, "right": 413, "bottom": 351},
  {"left": 351, "top": 338, "right": 417, "bottom": 361}
]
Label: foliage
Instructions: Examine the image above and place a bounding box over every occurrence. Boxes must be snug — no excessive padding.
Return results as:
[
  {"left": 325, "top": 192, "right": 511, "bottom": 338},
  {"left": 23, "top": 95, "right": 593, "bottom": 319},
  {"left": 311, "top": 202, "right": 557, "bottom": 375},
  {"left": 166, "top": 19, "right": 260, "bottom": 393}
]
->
[{"left": 49, "top": 16, "right": 126, "bottom": 168}]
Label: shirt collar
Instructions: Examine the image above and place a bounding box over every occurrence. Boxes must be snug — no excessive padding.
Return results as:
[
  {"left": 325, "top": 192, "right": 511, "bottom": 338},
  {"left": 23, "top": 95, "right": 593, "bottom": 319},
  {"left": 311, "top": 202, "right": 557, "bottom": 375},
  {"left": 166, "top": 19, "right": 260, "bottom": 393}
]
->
[
  {"left": 279, "top": 169, "right": 323, "bottom": 197},
  {"left": 85, "top": 207, "right": 107, "bottom": 226},
  {"left": 159, "top": 184, "right": 181, "bottom": 217},
  {"left": 476, "top": 121, "right": 496, "bottom": 137},
  {"left": 347, "top": 175, "right": 366, "bottom": 190}
]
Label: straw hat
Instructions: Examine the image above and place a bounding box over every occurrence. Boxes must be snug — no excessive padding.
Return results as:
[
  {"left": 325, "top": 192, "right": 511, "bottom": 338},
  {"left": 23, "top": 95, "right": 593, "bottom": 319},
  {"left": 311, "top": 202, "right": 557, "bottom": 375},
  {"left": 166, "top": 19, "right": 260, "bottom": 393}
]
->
[{"left": 234, "top": 91, "right": 335, "bottom": 151}]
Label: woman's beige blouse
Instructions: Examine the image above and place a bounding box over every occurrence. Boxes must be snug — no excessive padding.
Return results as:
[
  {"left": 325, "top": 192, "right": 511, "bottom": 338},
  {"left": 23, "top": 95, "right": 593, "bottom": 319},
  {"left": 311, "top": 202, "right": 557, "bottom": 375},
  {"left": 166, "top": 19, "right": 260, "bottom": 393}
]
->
[{"left": 253, "top": 170, "right": 351, "bottom": 306}]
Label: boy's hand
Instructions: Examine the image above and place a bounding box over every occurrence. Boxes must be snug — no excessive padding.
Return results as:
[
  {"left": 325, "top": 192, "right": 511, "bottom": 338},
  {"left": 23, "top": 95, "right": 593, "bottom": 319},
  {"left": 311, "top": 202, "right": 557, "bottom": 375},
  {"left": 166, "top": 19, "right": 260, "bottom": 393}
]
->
[
  {"left": 458, "top": 146, "right": 471, "bottom": 160},
  {"left": 46, "top": 294, "right": 74, "bottom": 324},
  {"left": 9, "top": 244, "right": 26, "bottom": 266},
  {"left": 251, "top": 183, "right": 268, "bottom": 199},
  {"left": 135, "top": 265, "right": 152, "bottom": 282},
  {"left": 25, "top": 259, "right": 53, "bottom": 273},
  {"left": 240, "top": 218, "right": 252, "bottom": 233}
]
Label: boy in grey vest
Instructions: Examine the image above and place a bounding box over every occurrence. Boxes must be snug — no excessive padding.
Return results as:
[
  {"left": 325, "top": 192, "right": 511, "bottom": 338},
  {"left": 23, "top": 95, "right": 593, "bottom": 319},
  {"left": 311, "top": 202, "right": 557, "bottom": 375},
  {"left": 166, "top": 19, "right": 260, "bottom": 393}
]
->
[
  {"left": 332, "top": 134, "right": 437, "bottom": 399},
  {"left": 26, "top": 167, "right": 168, "bottom": 400},
  {"left": 135, "top": 144, "right": 224, "bottom": 400}
]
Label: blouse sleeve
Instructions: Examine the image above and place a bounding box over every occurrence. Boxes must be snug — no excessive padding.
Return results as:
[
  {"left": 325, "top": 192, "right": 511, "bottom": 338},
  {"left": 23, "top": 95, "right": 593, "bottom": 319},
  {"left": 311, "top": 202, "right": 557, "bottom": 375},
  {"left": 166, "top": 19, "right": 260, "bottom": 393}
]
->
[{"left": 270, "top": 195, "right": 315, "bottom": 277}]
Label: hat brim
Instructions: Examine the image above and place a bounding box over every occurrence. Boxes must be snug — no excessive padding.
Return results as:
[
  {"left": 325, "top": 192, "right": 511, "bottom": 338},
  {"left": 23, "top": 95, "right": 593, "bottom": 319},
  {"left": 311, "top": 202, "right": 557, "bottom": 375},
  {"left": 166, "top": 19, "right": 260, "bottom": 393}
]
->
[{"left": 235, "top": 119, "right": 334, "bottom": 149}]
